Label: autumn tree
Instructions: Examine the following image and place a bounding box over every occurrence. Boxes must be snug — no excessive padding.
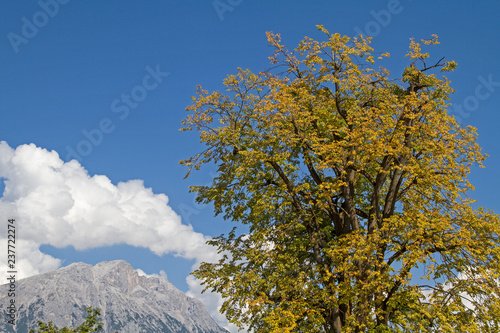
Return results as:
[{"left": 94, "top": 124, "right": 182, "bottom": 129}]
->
[
  {"left": 181, "top": 26, "right": 500, "bottom": 332},
  {"left": 29, "top": 307, "right": 103, "bottom": 333}
]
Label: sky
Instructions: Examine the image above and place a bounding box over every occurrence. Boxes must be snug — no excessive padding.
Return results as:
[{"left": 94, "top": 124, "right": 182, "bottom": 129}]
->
[{"left": 0, "top": 1, "right": 499, "bottom": 331}]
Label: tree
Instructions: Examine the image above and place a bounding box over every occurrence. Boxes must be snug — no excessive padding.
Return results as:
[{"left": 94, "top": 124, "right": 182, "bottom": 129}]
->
[
  {"left": 181, "top": 26, "right": 500, "bottom": 332},
  {"left": 29, "top": 307, "right": 103, "bottom": 333}
]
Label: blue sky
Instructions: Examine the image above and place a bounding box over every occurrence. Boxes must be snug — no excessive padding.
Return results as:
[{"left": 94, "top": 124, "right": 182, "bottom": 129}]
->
[{"left": 1, "top": 1, "right": 499, "bottom": 330}]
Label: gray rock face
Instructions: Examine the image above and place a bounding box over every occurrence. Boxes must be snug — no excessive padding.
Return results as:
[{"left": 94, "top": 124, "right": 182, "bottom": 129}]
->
[{"left": 0, "top": 260, "right": 228, "bottom": 333}]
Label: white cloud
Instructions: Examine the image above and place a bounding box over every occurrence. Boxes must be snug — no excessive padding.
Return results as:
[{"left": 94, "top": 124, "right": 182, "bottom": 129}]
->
[
  {"left": 0, "top": 142, "right": 234, "bottom": 331},
  {"left": 135, "top": 268, "right": 168, "bottom": 279},
  {"left": 0, "top": 238, "right": 61, "bottom": 279},
  {"left": 187, "top": 274, "right": 241, "bottom": 333},
  {"left": 0, "top": 142, "right": 219, "bottom": 262}
]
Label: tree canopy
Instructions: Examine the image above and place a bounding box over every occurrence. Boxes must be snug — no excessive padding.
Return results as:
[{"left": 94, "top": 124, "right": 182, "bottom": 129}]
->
[
  {"left": 29, "top": 307, "right": 103, "bottom": 333},
  {"left": 181, "top": 26, "right": 500, "bottom": 332}
]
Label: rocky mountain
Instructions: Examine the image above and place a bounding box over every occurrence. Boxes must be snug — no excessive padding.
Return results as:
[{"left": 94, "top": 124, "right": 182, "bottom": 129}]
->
[{"left": 0, "top": 260, "right": 228, "bottom": 333}]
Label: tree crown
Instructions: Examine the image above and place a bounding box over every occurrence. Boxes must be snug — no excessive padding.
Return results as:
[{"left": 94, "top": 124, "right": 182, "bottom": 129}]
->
[{"left": 182, "top": 26, "right": 500, "bottom": 332}]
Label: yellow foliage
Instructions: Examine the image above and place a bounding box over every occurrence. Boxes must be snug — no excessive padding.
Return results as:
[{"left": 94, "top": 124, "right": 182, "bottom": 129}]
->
[{"left": 182, "top": 26, "right": 500, "bottom": 332}]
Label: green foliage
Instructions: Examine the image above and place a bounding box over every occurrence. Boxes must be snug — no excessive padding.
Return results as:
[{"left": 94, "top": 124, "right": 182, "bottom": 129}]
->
[
  {"left": 29, "top": 307, "right": 103, "bottom": 333},
  {"left": 182, "top": 25, "right": 500, "bottom": 332}
]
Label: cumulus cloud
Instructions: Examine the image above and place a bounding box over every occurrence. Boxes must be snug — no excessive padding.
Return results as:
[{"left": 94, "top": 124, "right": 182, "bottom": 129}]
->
[
  {"left": 0, "top": 238, "right": 61, "bottom": 278},
  {"left": 135, "top": 268, "right": 168, "bottom": 279},
  {"left": 0, "top": 142, "right": 235, "bottom": 331},
  {"left": 0, "top": 142, "right": 219, "bottom": 263},
  {"left": 187, "top": 275, "right": 241, "bottom": 333}
]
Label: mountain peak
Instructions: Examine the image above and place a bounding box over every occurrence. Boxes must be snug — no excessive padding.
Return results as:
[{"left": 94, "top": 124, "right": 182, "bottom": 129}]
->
[{"left": 0, "top": 260, "right": 227, "bottom": 333}]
